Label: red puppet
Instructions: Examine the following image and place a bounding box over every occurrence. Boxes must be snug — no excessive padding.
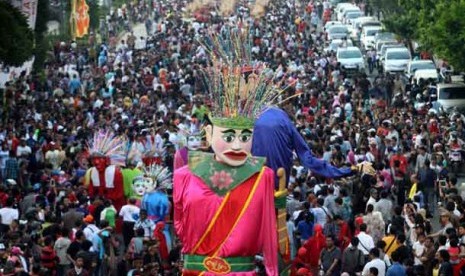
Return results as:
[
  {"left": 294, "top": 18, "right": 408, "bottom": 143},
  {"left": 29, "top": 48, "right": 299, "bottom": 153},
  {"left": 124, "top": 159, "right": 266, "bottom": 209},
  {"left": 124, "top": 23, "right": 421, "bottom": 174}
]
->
[{"left": 84, "top": 130, "right": 126, "bottom": 211}]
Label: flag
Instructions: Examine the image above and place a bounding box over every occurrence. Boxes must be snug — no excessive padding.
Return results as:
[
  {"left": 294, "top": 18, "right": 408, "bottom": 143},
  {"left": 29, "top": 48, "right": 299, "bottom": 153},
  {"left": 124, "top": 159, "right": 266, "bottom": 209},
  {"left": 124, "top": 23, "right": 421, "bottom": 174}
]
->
[{"left": 70, "top": 0, "right": 90, "bottom": 38}]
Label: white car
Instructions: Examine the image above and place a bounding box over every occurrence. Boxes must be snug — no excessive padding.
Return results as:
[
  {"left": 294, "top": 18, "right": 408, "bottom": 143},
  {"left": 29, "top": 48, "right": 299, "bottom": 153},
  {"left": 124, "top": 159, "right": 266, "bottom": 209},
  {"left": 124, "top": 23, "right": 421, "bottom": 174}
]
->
[
  {"left": 337, "top": 46, "right": 365, "bottom": 73},
  {"left": 413, "top": 69, "right": 439, "bottom": 84},
  {"left": 324, "top": 21, "right": 344, "bottom": 31},
  {"left": 343, "top": 11, "right": 363, "bottom": 25},
  {"left": 383, "top": 47, "right": 411, "bottom": 73},
  {"left": 350, "top": 16, "right": 377, "bottom": 41},
  {"left": 338, "top": 6, "right": 361, "bottom": 22},
  {"left": 335, "top": 3, "right": 356, "bottom": 17},
  {"left": 337, "top": 5, "right": 359, "bottom": 21},
  {"left": 405, "top": 60, "right": 436, "bottom": 79},
  {"left": 324, "top": 38, "right": 354, "bottom": 53},
  {"left": 360, "top": 26, "right": 382, "bottom": 50},
  {"left": 327, "top": 25, "right": 350, "bottom": 40},
  {"left": 437, "top": 83, "right": 465, "bottom": 112}
]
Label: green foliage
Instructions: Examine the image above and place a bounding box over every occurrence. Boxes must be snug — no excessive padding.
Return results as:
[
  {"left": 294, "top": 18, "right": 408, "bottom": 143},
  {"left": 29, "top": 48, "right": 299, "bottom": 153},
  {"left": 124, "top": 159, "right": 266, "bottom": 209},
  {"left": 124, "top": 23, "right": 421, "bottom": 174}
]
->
[
  {"left": 421, "top": 1, "right": 465, "bottom": 71},
  {"left": 88, "top": 0, "right": 101, "bottom": 30},
  {"left": 33, "top": 0, "right": 50, "bottom": 72},
  {"left": 373, "top": 0, "right": 465, "bottom": 71},
  {"left": 0, "top": 1, "right": 34, "bottom": 67}
]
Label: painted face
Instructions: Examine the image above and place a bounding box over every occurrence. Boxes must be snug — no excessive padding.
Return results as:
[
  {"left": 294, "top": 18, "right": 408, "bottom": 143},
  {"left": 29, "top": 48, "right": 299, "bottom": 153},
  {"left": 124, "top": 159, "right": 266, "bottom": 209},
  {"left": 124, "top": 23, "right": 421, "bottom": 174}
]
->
[
  {"left": 132, "top": 177, "right": 154, "bottom": 196},
  {"left": 187, "top": 135, "right": 202, "bottom": 151},
  {"left": 206, "top": 125, "right": 253, "bottom": 167},
  {"left": 92, "top": 156, "right": 108, "bottom": 172}
]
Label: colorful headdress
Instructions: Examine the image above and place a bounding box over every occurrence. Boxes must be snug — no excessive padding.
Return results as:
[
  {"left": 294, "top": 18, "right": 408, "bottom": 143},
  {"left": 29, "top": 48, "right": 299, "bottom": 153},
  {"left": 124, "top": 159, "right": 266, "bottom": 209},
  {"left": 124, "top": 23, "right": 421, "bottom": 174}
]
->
[
  {"left": 134, "top": 164, "right": 173, "bottom": 190},
  {"left": 126, "top": 142, "right": 142, "bottom": 166},
  {"left": 200, "top": 28, "right": 286, "bottom": 129},
  {"left": 89, "top": 130, "right": 127, "bottom": 166},
  {"left": 141, "top": 136, "right": 165, "bottom": 158},
  {"left": 177, "top": 123, "right": 204, "bottom": 148}
]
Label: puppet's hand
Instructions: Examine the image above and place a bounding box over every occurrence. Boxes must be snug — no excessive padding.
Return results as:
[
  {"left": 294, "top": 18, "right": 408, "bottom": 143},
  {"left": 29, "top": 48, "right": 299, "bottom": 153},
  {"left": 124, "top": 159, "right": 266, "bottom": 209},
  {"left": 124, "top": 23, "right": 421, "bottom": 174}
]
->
[{"left": 350, "top": 165, "right": 359, "bottom": 174}]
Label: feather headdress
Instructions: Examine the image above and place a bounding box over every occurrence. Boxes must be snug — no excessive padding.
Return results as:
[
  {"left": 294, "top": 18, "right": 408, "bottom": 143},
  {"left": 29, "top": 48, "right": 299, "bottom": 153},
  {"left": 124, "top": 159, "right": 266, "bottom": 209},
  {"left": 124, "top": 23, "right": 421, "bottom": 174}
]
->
[
  {"left": 138, "top": 164, "right": 172, "bottom": 190},
  {"left": 199, "top": 27, "right": 289, "bottom": 129},
  {"left": 126, "top": 142, "right": 142, "bottom": 165},
  {"left": 89, "top": 130, "right": 127, "bottom": 166},
  {"left": 141, "top": 137, "right": 165, "bottom": 158}
]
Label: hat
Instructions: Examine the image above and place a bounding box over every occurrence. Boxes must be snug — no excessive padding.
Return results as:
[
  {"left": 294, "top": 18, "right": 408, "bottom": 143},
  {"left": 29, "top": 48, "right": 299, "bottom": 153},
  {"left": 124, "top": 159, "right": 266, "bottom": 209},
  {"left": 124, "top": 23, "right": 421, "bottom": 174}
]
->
[
  {"left": 83, "top": 215, "right": 94, "bottom": 223},
  {"left": 368, "top": 128, "right": 376, "bottom": 133},
  {"left": 6, "top": 179, "right": 16, "bottom": 185},
  {"left": 200, "top": 28, "right": 287, "bottom": 129},
  {"left": 11, "top": 246, "right": 23, "bottom": 255}
]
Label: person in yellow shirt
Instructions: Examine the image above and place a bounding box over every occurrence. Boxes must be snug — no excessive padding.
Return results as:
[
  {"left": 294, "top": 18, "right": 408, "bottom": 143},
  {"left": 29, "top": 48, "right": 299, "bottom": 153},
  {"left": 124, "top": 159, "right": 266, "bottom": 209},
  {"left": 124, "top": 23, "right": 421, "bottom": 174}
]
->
[
  {"left": 382, "top": 227, "right": 400, "bottom": 258},
  {"left": 408, "top": 174, "right": 420, "bottom": 200}
]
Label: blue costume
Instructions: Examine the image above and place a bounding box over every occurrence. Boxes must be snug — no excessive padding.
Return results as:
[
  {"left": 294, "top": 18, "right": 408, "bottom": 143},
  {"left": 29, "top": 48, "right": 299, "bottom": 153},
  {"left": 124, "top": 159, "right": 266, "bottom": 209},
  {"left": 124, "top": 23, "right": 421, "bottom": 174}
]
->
[
  {"left": 252, "top": 107, "right": 351, "bottom": 187},
  {"left": 141, "top": 190, "right": 172, "bottom": 251}
]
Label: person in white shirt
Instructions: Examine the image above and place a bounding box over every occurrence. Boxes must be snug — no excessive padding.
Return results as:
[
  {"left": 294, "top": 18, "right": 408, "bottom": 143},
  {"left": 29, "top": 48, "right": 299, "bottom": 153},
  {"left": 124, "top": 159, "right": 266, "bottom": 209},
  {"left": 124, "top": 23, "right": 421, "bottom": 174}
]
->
[
  {"left": 82, "top": 215, "right": 100, "bottom": 242},
  {"left": 16, "top": 139, "right": 31, "bottom": 159},
  {"left": 413, "top": 233, "right": 425, "bottom": 266},
  {"left": 362, "top": 248, "right": 386, "bottom": 276},
  {"left": 119, "top": 198, "right": 140, "bottom": 247},
  {"left": 0, "top": 144, "right": 9, "bottom": 176},
  {"left": 0, "top": 198, "right": 19, "bottom": 232},
  {"left": 366, "top": 189, "right": 378, "bottom": 211},
  {"left": 311, "top": 198, "right": 329, "bottom": 227},
  {"left": 357, "top": 223, "right": 375, "bottom": 256}
]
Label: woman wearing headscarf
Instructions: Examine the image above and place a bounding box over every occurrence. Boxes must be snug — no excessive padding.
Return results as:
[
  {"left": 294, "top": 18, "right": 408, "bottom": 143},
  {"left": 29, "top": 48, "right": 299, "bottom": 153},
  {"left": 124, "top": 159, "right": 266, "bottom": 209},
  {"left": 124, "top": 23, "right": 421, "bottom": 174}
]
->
[{"left": 302, "top": 224, "right": 326, "bottom": 273}]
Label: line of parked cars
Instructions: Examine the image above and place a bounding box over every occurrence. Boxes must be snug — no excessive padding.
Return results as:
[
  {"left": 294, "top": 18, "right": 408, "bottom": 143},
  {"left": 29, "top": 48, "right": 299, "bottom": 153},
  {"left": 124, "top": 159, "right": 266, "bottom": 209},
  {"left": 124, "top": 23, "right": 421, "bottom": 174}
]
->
[{"left": 326, "top": 2, "right": 465, "bottom": 112}]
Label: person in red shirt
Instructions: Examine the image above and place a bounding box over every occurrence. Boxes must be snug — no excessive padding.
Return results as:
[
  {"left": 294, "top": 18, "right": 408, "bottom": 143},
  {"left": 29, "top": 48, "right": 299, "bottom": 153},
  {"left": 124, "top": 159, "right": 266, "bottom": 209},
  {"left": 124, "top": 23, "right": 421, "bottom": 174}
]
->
[
  {"left": 390, "top": 148, "right": 408, "bottom": 205},
  {"left": 335, "top": 215, "right": 352, "bottom": 250},
  {"left": 389, "top": 149, "right": 408, "bottom": 175},
  {"left": 41, "top": 236, "right": 59, "bottom": 273}
]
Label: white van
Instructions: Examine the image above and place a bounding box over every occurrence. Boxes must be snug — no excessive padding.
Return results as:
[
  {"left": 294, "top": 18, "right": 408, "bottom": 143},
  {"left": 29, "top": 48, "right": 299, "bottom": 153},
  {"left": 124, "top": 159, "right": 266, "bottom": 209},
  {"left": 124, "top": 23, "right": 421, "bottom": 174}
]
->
[
  {"left": 360, "top": 26, "right": 382, "bottom": 50},
  {"left": 437, "top": 83, "right": 465, "bottom": 112}
]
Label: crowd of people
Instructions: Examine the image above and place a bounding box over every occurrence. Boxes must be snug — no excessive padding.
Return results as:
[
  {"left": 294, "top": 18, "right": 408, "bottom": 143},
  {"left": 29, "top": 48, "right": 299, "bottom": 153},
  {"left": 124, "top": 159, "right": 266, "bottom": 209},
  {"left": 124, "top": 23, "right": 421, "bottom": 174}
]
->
[{"left": 0, "top": 0, "right": 464, "bottom": 275}]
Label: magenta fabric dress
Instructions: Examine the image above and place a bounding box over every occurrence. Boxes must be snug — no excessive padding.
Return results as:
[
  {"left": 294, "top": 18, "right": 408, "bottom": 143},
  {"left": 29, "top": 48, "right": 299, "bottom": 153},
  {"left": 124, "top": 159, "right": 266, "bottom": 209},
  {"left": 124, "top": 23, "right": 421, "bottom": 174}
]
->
[
  {"left": 173, "top": 147, "right": 188, "bottom": 171},
  {"left": 173, "top": 165, "right": 278, "bottom": 276}
]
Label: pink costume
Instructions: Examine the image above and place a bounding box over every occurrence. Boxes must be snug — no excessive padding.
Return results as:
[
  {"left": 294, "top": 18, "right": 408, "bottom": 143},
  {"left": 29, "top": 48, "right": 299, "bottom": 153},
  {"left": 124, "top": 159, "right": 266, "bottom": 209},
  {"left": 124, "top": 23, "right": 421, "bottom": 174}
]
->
[{"left": 174, "top": 154, "right": 278, "bottom": 275}]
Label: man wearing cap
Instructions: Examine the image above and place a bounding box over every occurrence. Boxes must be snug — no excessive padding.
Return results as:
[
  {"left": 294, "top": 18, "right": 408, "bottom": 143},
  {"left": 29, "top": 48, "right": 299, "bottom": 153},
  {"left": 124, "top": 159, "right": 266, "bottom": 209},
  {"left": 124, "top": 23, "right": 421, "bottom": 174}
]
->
[{"left": 82, "top": 215, "right": 100, "bottom": 241}]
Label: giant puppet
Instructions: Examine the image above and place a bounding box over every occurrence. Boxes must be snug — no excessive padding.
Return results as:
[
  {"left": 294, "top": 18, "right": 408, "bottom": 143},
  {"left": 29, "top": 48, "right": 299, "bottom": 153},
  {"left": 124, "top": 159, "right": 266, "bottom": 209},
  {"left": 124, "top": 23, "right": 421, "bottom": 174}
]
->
[
  {"left": 137, "top": 165, "right": 173, "bottom": 250},
  {"left": 84, "top": 130, "right": 126, "bottom": 210},
  {"left": 173, "top": 29, "right": 280, "bottom": 276}
]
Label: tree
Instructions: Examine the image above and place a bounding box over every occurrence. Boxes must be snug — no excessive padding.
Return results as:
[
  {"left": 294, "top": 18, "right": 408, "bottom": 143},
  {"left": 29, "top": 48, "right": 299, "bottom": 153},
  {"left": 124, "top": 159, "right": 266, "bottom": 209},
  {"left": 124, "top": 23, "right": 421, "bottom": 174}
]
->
[
  {"left": 421, "top": 0, "right": 465, "bottom": 71},
  {"left": 0, "top": 1, "right": 34, "bottom": 67},
  {"left": 33, "top": 0, "right": 50, "bottom": 71},
  {"left": 88, "top": 0, "right": 101, "bottom": 31}
]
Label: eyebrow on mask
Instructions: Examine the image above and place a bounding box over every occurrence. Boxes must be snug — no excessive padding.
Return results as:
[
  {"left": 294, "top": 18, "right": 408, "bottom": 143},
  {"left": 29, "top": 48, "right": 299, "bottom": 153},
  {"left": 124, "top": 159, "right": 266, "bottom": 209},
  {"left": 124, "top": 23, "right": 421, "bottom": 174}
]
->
[{"left": 220, "top": 129, "right": 236, "bottom": 134}]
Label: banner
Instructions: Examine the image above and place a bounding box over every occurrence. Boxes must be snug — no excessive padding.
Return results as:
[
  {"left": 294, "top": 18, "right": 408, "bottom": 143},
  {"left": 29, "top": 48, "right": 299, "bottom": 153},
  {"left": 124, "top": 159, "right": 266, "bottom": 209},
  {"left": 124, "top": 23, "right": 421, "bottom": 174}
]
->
[
  {"left": 10, "top": 0, "right": 38, "bottom": 30},
  {"left": 70, "top": 0, "right": 90, "bottom": 38}
]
